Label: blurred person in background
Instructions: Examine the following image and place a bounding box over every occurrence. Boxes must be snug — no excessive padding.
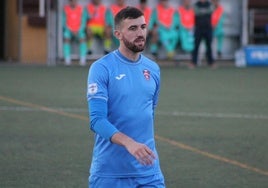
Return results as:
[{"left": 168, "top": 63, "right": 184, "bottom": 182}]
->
[
  {"left": 62, "top": 0, "right": 87, "bottom": 66},
  {"left": 211, "top": 0, "right": 225, "bottom": 58},
  {"left": 86, "top": 0, "right": 112, "bottom": 55},
  {"left": 149, "top": 0, "right": 179, "bottom": 59},
  {"left": 177, "top": 0, "right": 195, "bottom": 53},
  {"left": 105, "top": 0, "right": 126, "bottom": 51},
  {"left": 137, "top": 0, "right": 152, "bottom": 26},
  {"left": 190, "top": 0, "right": 215, "bottom": 68},
  {"left": 137, "top": 0, "right": 153, "bottom": 51}
]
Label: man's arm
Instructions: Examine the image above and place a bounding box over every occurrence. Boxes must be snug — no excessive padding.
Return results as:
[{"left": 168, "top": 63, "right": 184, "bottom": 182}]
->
[
  {"left": 62, "top": 8, "right": 67, "bottom": 31},
  {"left": 79, "top": 7, "right": 87, "bottom": 33},
  {"left": 111, "top": 132, "right": 156, "bottom": 165},
  {"left": 89, "top": 98, "right": 156, "bottom": 165},
  {"left": 88, "top": 98, "right": 119, "bottom": 140}
]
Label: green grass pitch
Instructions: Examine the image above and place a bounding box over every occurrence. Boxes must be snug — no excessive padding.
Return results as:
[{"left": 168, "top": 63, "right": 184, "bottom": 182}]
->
[{"left": 0, "top": 64, "right": 268, "bottom": 187}]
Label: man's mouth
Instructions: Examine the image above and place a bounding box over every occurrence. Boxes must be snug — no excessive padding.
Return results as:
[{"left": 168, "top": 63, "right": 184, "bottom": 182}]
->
[{"left": 135, "top": 37, "right": 145, "bottom": 43}]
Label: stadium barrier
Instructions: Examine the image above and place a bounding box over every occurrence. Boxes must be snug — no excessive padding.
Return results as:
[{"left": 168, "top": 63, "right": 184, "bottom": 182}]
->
[{"left": 235, "top": 45, "right": 268, "bottom": 67}]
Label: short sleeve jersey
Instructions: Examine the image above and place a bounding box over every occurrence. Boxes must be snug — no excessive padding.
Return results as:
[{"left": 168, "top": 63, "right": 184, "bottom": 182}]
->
[{"left": 87, "top": 50, "right": 162, "bottom": 177}]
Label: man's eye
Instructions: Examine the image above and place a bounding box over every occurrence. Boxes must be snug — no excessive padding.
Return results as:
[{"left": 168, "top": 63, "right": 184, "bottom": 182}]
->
[
  {"left": 141, "top": 25, "right": 147, "bottom": 30},
  {"left": 129, "top": 27, "right": 137, "bottom": 31}
]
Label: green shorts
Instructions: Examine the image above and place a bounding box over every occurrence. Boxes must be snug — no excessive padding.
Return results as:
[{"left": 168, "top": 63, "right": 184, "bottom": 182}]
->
[{"left": 63, "top": 28, "right": 86, "bottom": 40}]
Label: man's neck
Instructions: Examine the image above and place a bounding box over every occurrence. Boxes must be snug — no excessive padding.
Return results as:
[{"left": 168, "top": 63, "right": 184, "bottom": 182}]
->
[{"left": 118, "top": 47, "right": 140, "bottom": 62}]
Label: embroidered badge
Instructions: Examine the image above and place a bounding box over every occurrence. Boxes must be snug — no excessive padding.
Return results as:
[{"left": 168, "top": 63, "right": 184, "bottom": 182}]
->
[
  {"left": 143, "top": 69, "right": 150, "bottom": 80},
  {"left": 88, "top": 83, "right": 98, "bottom": 95}
]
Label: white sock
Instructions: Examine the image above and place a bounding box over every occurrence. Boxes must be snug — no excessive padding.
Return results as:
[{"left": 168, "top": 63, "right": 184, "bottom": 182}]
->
[
  {"left": 79, "top": 57, "right": 86, "bottom": 66},
  {"left": 65, "top": 57, "right": 71, "bottom": 66}
]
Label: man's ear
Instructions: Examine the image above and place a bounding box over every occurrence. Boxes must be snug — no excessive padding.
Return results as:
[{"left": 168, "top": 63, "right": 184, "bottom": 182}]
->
[{"left": 113, "top": 30, "right": 121, "bottom": 40}]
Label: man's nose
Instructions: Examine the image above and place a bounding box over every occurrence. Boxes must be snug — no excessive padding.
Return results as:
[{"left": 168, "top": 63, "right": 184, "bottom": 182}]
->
[{"left": 137, "top": 27, "right": 146, "bottom": 36}]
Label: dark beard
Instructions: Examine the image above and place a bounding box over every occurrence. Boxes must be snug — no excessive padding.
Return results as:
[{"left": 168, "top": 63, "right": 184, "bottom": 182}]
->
[{"left": 122, "top": 36, "right": 146, "bottom": 53}]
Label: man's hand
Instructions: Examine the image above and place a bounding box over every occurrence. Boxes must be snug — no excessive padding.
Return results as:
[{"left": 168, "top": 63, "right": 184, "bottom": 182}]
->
[
  {"left": 111, "top": 132, "right": 156, "bottom": 165},
  {"left": 125, "top": 141, "right": 156, "bottom": 165}
]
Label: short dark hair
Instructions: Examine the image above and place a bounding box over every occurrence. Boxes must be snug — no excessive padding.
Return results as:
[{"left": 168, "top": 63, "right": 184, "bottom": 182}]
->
[{"left": 114, "top": 6, "right": 144, "bottom": 29}]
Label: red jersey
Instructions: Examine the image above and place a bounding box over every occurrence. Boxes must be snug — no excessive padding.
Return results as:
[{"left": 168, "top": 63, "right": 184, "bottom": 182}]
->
[
  {"left": 178, "top": 6, "right": 195, "bottom": 29},
  {"left": 156, "top": 4, "right": 175, "bottom": 28},
  {"left": 137, "top": 5, "right": 152, "bottom": 25},
  {"left": 87, "top": 3, "right": 106, "bottom": 27},
  {"left": 110, "top": 4, "right": 126, "bottom": 16},
  {"left": 64, "top": 4, "right": 83, "bottom": 33},
  {"left": 211, "top": 5, "right": 224, "bottom": 27}
]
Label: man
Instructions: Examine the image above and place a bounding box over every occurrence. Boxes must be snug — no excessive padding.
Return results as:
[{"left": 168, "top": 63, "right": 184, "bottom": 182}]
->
[
  {"left": 211, "top": 0, "right": 225, "bottom": 58},
  {"left": 87, "top": 6, "right": 165, "bottom": 188},
  {"left": 177, "top": 0, "right": 195, "bottom": 52},
  {"left": 149, "top": 0, "right": 179, "bottom": 59},
  {"left": 137, "top": 0, "right": 152, "bottom": 26},
  {"left": 137, "top": 0, "right": 153, "bottom": 51},
  {"left": 86, "top": 0, "right": 112, "bottom": 55},
  {"left": 105, "top": 0, "right": 126, "bottom": 49},
  {"left": 62, "top": 0, "right": 87, "bottom": 66},
  {"left": 191, "top": 0, "right": 215, "bottom": 68}
]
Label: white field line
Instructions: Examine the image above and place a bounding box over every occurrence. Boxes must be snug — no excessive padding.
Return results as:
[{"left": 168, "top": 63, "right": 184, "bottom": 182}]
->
[
  {"left": 0, "top": 96, "right": 267, "bottom": 177},
  {"left": 157, "top": 111, "right": 268, "bottom": 120},
  {"left": 1, "top": 106, "right": 268, "bottom": 120},
  {"left": 0, "top": 106, "right": 88, "bottom": 112}
]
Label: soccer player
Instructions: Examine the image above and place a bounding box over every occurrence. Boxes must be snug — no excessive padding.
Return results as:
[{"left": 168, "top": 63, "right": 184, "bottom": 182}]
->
[
  {"left": 149, "top": 0, "right": 179, "bottom": 59},
  {"left": 137, "top": 0, "right": 152, "bottom": 26},
  {"left": 137, "top": 0, "right": 153, "bottom": 52},
  {"left": 62, "top": 0, "right": 87, "bottom": 66},
  {"left": 105, "top": 0, "right": 126, "bottom": 49},
  {"left": 177, "top": 0, "right": 195, "bottom": 52},
  {"left": 87, "top": 6, "right": 165, "bottom": 188},
  {"left": 86, "top": 0, "right": 112, "bottom": 55},
  {"left": 211, "top": 0, "right": 225, "bottom": 58}
]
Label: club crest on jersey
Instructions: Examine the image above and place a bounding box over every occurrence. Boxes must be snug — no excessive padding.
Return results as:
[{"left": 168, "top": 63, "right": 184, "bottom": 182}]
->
[
  {"left": 143, "top": 69, "right": 150, "bottom": 80},
  {"left": 88, "top": 83, "right": 98, "bottom": 95}
]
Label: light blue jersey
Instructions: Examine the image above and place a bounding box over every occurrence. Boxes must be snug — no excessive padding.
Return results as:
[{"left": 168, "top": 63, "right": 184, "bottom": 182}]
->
[{"left": 87, "top": 50, "right": 162, "bottom": 178}]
